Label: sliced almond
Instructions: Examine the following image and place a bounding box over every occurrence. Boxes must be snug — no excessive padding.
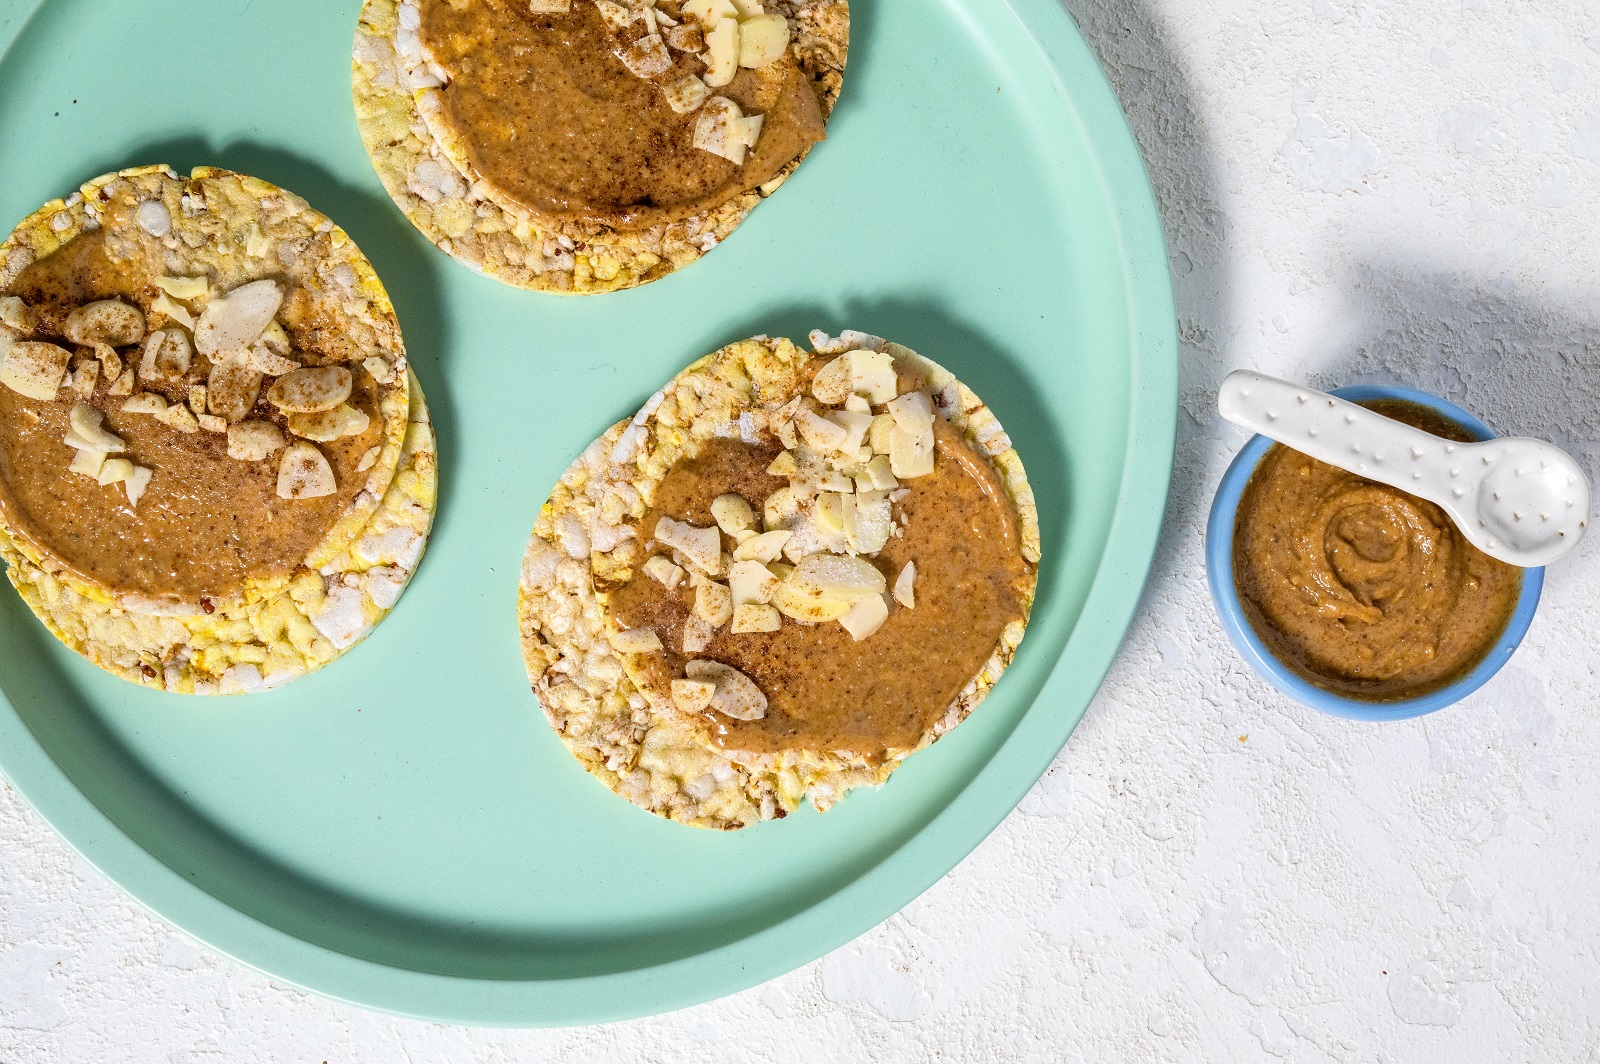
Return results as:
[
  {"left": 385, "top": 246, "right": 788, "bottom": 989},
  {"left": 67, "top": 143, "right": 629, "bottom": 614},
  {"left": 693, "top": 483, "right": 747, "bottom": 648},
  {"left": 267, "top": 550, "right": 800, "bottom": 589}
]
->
[
  {"left": 68, "top": 448, "right": 106, "bottom": 478},
  {"left": 65, "top": 300, "right": 145, "bottom": 347},
  {"left": 97, "top": 457, "right": 134, "bottom": 485},
  {"left": 671, "top": 678, "right": 716, "bottom": 713},
  {"left": 705, "top": 18, "right": 739, "bottom": 86},
  {"left": 762, "top": 484, "right": 801, "bottom": 531},
  {"left": 153, "top": 275, "right": 209, "bottom": 300},
  {"left": 1, "top": 341, "right": 70, "bottom": 400},
  {"left": 655, "top": 516, "right": 723, "bottom": 575},
  {"left": 227, "top": 419, "right": 285, "bottom": 461},
  {"left": 528, "top": 0, "right": 570, "bottom": 11},
  {"left": 864, "top": 454, "right": 898, "bottom": 491},
  {"left": 150, "top": 291, "right": 196, "bottom": 331},
  {"left": 887, "top": 390, "right": 935, "bottom": 436},
  {"left": 610, "top": 627, "right": 663, "bottom": 654},
  {"left": 694, "top": 579, "right": 734, "bottom": 628},
  {"left": 617, "top": 32, "right": 673, "bottom": 78},
  {"left": 363, "top": 355, "right": 397, "bottom": 385},
  {"left": 195, "top": 279, "right": 283, "bottom": 358},
  {"left": 0, "top": 296, "right": 34, "bottom": 333},
  {"left": 693, "top": 95, "right": 746, "bottom": 163},
  {"left": 108, "top": 367, "right": 134, "bottom": 396},
  {"left": 730, "top": 603, "right": 781, "bottom": 634},
  {"left": 138, "top": 328, "right": 192, "bottom": 382},
  {"left": 787, "top": 552, "right": 885, "bottom": 599},
  {"left": 68, "top": 360, "right": 99, "bottom": 398},
  {"left": 68, "top": 403, "right": 125, "bottom": 452},
  {"left": 93, "top": 342, "right": 122, "bottom": 380},
  {"left": 595, "top": 0, "right": 638, "bottom": 29},
  {"left": 796, "top": 407, "right": 848, "bottom": 452},
  {"left": 287, "top": 402, "right": 370, "bottom": 442},
  {"left": 682, "top": 0, "right": 739, "bottom": 26},
  {"left": 683, "top": 613, "right": 715, "bottom": 653},
  {"left": 727, "top": 559, "right": 780, "bottom": 605},
  {"left": 124, "top": 465, "right": 152, "bottom": 507},
  {"left": 851, "top": 350, "right": 899, "bottom": 404},
  {"left": 815, "top": 491, "right": 846, "bottom": 534},
  {"left": 243, "top": 222, "right": 272, "bottom": 258},
  {"left": 733, "top": 528, "right": 791, "bottom": 562},
  {"left": 121, "top": 392, "right": 169, "bottom": 415},
  {"left": 198, "top": 413, "right": 227, "bottom": 433},
  {"left": 356, "top": 445, "right": 380, "bottom": 472},
  {"left": 155, "top": 402, "right": 200, "bottom": 433},
  {"left": 766, "top": 450, "right": 799, "bottom": 477},
  {"left": 665, "top": 22, "right": 704, "bottom": 52},
  {"left": 838, "top": 591, "right": 889, "bottom": 641},
  {"left": 258, "top": 319, "right": 291, "bottom": 355},
  {"left": 844, "top": 393, "right": 870, "bottom": 414},
  {"left": 731, "top": 112, "right": 763, "bottom": 152},
  {"left": 644, "top": 555, "right": 687, "bottom": 590},
  {"left": 266, "top": 366, "right": 352, "bottom": 414},
  {"left": 737, "top": 12, "right": 788, "bottom": 67},
  {"left": 894, "top": 561, "right": 916, "bottom": 609},
  {"left": 730, "top": 0, "right": 763, "bottom": 13},
  {"left": 187, "top": 384, "right": 207, "bottom": 415},
  {"left": 246, "top": 345, "right": 300, "bottom": 376},
  {"left": 277, "top": 441, "right": 335, "bottom": 499},
  {"left": 662, "top": 74, "right": 710, "bottom": 114},
  {"left": 889, "top": 425, "right": 935, "bottom": 478},
  {"left": 810, "top": 356, "right": 852, "bottom": 405},
  {"left": 868, "top": 413, "right": 895, "bottom": 454},
  {"left": 684, "top": 659, "right": 767, "bottom": 720},
  {"left": 710, "top": 493, "right": 755, "bottom": 535},
  {"left": 827, "top": 408, "right": 874, "bottom": 454},
  {"left": 844, "top": 488, "right": 891, "bottom": 554},
  {"left": 207, "top": 358, "right": 263, "bottom": 422}
]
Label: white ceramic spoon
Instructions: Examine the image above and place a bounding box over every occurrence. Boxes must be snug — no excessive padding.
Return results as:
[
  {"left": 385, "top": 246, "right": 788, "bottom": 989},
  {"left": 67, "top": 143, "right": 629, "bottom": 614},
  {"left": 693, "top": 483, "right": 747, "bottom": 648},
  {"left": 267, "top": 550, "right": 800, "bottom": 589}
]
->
[{"left": 1218, "top": 370, "right": 1590, "bottom": 568}]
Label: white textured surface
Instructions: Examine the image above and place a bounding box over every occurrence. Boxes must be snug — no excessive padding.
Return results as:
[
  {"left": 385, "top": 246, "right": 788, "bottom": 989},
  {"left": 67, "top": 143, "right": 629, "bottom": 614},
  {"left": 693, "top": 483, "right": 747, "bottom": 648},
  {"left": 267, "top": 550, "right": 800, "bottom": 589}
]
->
[{"left": 5, "top": 0, "right": 1600, "bottom": 1057}]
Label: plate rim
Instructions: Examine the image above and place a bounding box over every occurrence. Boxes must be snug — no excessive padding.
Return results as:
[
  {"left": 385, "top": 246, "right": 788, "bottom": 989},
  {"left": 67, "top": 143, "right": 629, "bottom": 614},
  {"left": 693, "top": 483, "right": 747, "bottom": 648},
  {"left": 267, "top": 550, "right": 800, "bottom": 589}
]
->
[{"left": 0, "top": 0, "right": 1178, "bottom": 1026}]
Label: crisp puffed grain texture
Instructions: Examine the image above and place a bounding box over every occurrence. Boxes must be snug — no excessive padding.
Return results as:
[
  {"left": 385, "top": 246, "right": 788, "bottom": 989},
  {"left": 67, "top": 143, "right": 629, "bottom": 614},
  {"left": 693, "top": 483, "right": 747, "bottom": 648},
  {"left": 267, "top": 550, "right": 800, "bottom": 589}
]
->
[
  {"left": 352, "top": 0, "right": 849, "bottom": 294},
  {"left": 519, "top": 333, "right": 1039, "bottom": 829}
]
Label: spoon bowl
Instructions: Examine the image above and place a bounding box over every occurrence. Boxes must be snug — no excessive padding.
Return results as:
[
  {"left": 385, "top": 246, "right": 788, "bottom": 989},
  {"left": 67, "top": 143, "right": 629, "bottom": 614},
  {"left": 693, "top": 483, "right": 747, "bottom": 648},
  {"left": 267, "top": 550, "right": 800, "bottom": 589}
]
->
[{"left": 1218, "top": 371, "right": 1590, "bottom": 568}]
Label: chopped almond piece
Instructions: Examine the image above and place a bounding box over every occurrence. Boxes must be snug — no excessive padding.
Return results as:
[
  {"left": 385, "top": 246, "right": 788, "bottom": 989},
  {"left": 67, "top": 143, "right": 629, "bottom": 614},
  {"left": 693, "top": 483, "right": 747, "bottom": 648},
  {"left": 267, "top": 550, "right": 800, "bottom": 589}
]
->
[
  {"left": 610, "top": 627, "right": 663, "bottom": 654},
  {"left": 727, "top": 559, "right": 780, "bottom": 605},
  {"left": 844, "top": 488, "right": 891, "bottom": 554},
  {"left": 734, "top": 529, "right": 791, "bottom": 562},
  {"left": 889, "top": 425, "right": 935, "bottom": 478},
  {"left": 702, "top": 18, "right": 739, "bottom": 86},
  {"left": 93, "top": 342, "right": 122, "bottom": 380},
  {"left": 1, "top": 341, "right": 69, "bottom": 400},
  {"left": 267, "top": 366, "right": 352, "bottom": 414},
  {"left": 797, "top": 407, "right": 848, "bottom": 451},
  {"left": 685, "top": 659, "right": 768, "bottom": 720},
  {"left": 868, "top": 413, "right": 895, "bottom": 455},
  {"left": 683, "top": 613, "right": 715, "bottom": 653},
  {"left": 655, "top": 516, "right": 723, "bottom": 574},
  {"left": 276, "top": 441, "right": 336, "bottom": 500},
  {"left": 194, "top": 279, "right": 282, "bottom": 358},
  {"left": 894, "top": 562, "right": 916, "bottom": 608},
  {"left": 138, "top": 329, "right": 192, "bottom": 382},
  {"left": 121, "top": 392, "right": 168, "bottom": 415},
  {"left": 107, "top": 367, "right": 134, "bottom": 396},
  {"left": 198, "top": 413, "right": 227, "bottom": 433},
  {"left": 694, "top": 579, "right": 734, "bottom": 628},
  {"left": 662, "top": 75, "right": 710, "bottom": 114},
  {"left": 737, "top": 12, "right": 788, "bottom": 67},
  {"left": 762, "top": 485, "right": 800, "bottom": 531},
  {"left": 528, "top": 0, "right": 570, "bottom": 10},
  {"left": 68, "top": 403, "right": 125, "bottom": 452},
  {"left": 766, "top": 450, "right": 799, "bottom": 477},
  {"left": 97, "top": 457, "right": 134, "bottom": 485},
  {"left": 227, "top": 420, "right": 285, "bottom": 461},
  {"left": 711, "top": 493, "right": 755, "bottom": 535},
  {"left": 65, "top": 300, "right": 144, "bottom": 347},
  {"left": 617, "top": 32, "right": 674, "bottom": 78},
  {"left": 155, "top": 402, "right": 200, "bottom": 433},
  {"left": 644, "top": 555, "right": 687, "bottom": 589},
  {"left": 864, "top": 454, "right": 898, "bottom": 490},
  {"left": 815, "top": 491, "right": 846, "bottom": 533},
  {"left": 595, "top": 0, "right": 637, "bottom": 28},
  {"left": 153, "top": 275, "right": 208, "bottom": 300},
  {"left": 730, "top": 603, "right": 781, "bottom": 634},
  {"left": 187, "top": 385, "right": 208, "bottom": 415},
  {"left": 288, "top": 403, "right": 370, "bottom": 442},
  {"left": 206, "top": 358, "right": 263, "bottom": 422},
  {"left": 150, "top": 291, "right": 196, "bottom": 330},
  {"left": 827, "top": 408, "right": 873, "bottom": 453},
  {"left": 838, "top": 591, "right": 889, "bottom": 641},
  {"left": 887, "top": 390, "right": 935, "bottom": 436},
  {"left": 69, "top": 360, "right": 99, "bottom": 398},
  {"left": 123, "top": 466, "right": 152, "bottom": 507},
  {"left": 682, "top": 0, "right": 739, "bottom": 26},
  {"left": 665, "top": 22, "right": 704, "bottom": 52},
  {"left": 844, "top": 394, "right": 870, "bottom": 414},
  {"left": 68, "top": 448, "right": 106, "bottom": 478},
  {"left": 671, "top": 678, "right": 716, "bottom": 713}
]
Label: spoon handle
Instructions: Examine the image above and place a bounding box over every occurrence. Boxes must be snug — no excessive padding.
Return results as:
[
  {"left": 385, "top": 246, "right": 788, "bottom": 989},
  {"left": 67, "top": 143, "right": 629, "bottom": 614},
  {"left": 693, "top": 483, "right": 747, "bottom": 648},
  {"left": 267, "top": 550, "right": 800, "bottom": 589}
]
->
[{"left": 1217, "top": 371, "right": 1459, "bottom": 509}]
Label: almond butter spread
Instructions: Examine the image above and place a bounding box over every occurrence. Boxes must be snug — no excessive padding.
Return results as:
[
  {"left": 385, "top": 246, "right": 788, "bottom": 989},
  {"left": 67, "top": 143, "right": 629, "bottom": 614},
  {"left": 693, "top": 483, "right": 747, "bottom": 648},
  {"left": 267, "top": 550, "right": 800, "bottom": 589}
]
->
[
  {"left": 1232, "top": 400, "right": 1521, "bottom": 701},
  {"left": 611, "top": 416, "right": 1029, "bottom": 758},
  {"left": 418, "top": 0, "right": 826, "bottom": 229},
  {"left": 0, "top": 230, "right": 379, "bottom": 604}
]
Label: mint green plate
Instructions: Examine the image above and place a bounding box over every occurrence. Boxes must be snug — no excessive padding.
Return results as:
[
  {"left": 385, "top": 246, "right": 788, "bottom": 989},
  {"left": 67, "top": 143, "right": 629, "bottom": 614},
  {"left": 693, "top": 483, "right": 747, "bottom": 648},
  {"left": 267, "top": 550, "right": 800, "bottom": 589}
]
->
[{"left": 0, "top": 0, "right": 1175, "bottom": 1026}]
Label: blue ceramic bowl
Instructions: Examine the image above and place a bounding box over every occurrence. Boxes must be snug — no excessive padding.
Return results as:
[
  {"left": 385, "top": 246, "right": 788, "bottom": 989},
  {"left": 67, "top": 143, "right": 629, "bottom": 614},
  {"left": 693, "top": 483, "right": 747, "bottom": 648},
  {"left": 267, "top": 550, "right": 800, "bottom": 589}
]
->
[{"left": 1206, "top": 383, "right": 1544, "bottom": 721}]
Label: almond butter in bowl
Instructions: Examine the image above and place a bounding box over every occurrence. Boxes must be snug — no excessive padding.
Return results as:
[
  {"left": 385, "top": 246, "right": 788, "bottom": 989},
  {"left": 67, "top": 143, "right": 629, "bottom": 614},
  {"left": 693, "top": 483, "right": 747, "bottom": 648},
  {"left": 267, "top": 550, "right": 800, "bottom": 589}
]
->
[
  {"left": 519, "top": 332, "right": 1041, "bottom": 829},
  {"left": 0, "top": 165, "right": 437, "bottom": 694},
  {"left": 353, "top": 0, "right": 849, "bottom": 293}
]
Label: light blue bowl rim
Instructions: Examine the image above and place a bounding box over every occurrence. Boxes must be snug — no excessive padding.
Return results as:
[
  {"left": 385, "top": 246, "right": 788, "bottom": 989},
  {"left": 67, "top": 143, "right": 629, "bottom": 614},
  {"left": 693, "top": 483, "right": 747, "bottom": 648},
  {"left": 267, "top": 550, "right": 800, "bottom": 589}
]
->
[{"left": 1205, "top": 382, "right": 1544, "bottom": 722}]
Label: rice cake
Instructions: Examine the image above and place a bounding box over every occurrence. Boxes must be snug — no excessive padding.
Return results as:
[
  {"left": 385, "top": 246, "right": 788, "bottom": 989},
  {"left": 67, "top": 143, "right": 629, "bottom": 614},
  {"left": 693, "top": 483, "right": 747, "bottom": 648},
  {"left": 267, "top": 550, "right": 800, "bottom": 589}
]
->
[
  {"left": 0, "top": 166, "right": 431, "bottom": 692},
  {"left": 519, "top": 332, "right": 1040, "bottom": 828},
  {"left": 352, "top": 0, "right": 849, "bottom": 294}
]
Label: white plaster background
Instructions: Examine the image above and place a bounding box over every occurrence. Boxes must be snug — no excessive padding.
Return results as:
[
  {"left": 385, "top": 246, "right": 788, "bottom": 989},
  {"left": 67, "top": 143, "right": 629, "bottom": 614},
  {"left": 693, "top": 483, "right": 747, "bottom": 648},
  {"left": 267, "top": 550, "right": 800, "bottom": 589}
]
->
[{"left": 4, "top": 0, "right": 1600, "bottom": 1059}]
